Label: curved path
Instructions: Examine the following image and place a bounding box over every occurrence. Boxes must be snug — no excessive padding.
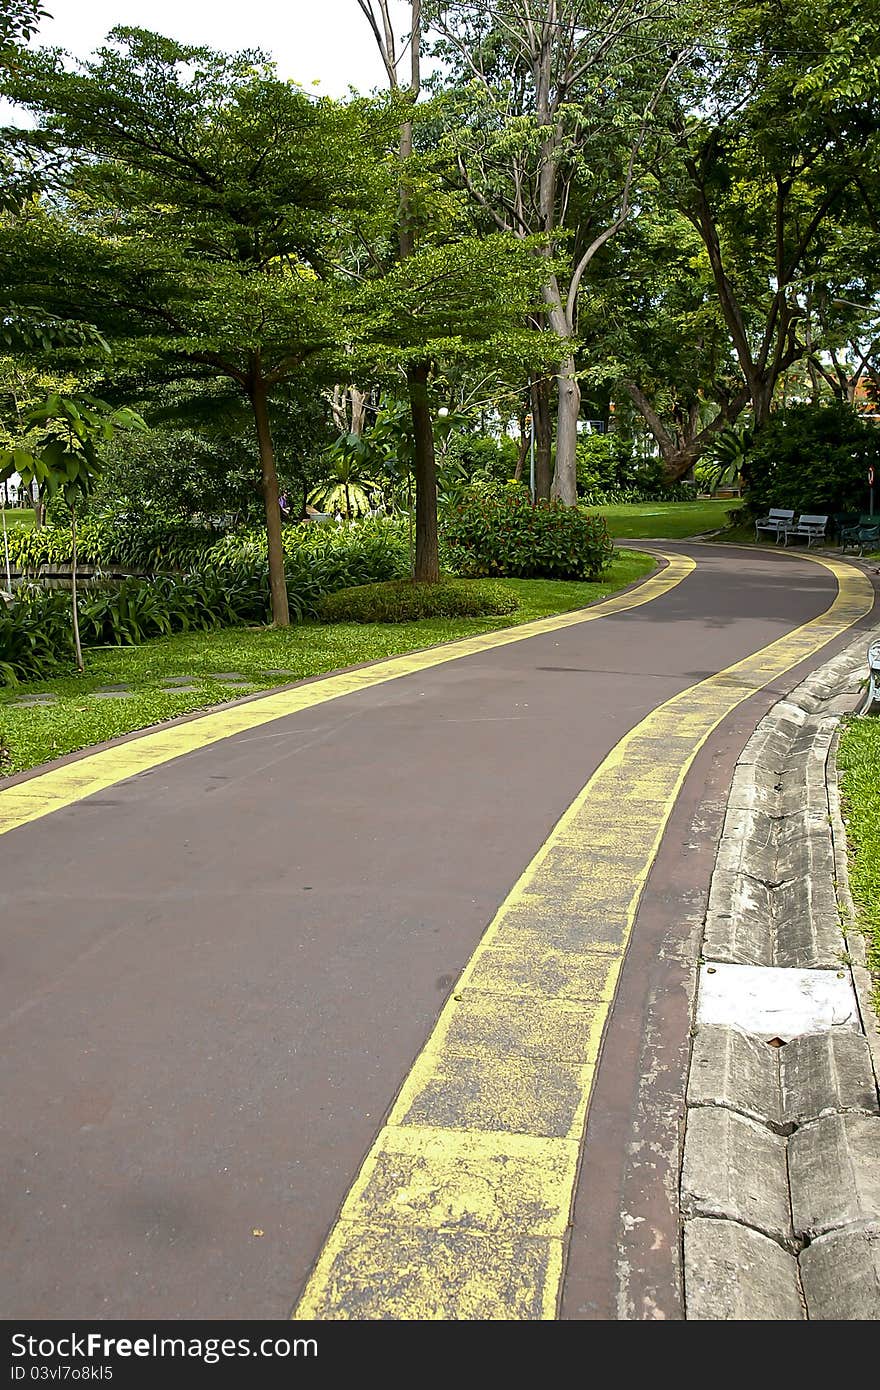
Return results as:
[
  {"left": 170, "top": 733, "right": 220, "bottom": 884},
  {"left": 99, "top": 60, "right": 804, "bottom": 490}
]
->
[{"left": 0, "top": 545, "right": 875, "bottom": 1320}]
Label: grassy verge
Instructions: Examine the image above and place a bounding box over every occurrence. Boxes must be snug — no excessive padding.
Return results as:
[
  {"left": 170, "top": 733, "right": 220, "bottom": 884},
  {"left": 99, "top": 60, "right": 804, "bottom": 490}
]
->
[
  {"left": 837, "top": 717, "right": 880, "bottom": 980},
  {"left": 0, "top": 550, "right": 655, "bottom": 778},
  {"left": 588, "top": 499, "right": 733, "bottom": 539}
]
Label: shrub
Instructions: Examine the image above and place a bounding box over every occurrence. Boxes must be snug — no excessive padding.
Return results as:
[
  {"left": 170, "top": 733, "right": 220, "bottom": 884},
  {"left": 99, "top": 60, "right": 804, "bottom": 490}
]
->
[
  {"left": 5, "top": 511, "right": 228, "bottom": 574},
  {"left": 445, "top": 433, "right": 520, "bottom": 482},
  {"left": 316, "top": 577, "right": 519, "bottom": 624},
  {"left": 443, "top": 488, "right": 615, "bottom": 580},
  {"left": 742, "top": 402, "right": 880, "bottom": 516},
  {"left": 576, "top": 433, "right": 695, "bottom": 503},
  {"left": 0, "top": 586, "right": 74, "bottom": 684},
  {"left": 207, "top": 517, "right": 411, "bottom": 615},
  {"left": 0, "top": 518, "right": 414, "bottom": 684}
]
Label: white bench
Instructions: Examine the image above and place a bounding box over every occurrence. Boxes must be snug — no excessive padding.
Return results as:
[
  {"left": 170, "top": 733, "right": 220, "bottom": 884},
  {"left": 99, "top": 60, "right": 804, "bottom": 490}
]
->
[
  {"left": 755, "top": 508, "right": 794, "bottom": 543},
  {"left": 783, "top": 514, "right": 828, "bottom": 548},
  {"left": 864, "top": 639, "right": 880, "bottom": 715}
]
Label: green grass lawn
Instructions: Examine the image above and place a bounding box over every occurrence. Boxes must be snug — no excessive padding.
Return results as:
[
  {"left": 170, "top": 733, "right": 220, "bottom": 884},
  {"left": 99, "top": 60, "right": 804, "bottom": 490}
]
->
[
  {"left": 2, "top": 508, "right": 35, "bottom": 529},
  {"left": 837, "top": 717, "right": 880, "bottom": 979},
  {"left": 589, "top": 498, "right": 734, "bottom": 539},
  {"left": 0, "top": 550, "right": 655, "bottom": 777}
]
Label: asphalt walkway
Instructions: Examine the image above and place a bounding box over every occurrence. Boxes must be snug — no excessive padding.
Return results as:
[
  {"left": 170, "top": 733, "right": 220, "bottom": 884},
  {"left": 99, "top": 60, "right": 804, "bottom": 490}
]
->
[{"left": 0, "top": 544, "right": 875, "bottom": 1319}]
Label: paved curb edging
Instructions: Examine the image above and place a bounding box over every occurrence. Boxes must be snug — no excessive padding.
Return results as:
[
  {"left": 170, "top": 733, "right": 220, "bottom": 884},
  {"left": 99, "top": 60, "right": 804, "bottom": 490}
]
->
[{"left": 681, "top": 629, "right": 880, "bottom": 1320}]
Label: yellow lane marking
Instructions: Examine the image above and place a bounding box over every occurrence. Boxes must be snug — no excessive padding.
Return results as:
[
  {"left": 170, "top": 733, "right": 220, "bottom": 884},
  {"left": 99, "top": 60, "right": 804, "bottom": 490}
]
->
[
  {"left": 293, "top": 554, "right": 874, "bottom": 1321},
  {"left": 0, "top": 556, "right": 692, "bottom": 838}
]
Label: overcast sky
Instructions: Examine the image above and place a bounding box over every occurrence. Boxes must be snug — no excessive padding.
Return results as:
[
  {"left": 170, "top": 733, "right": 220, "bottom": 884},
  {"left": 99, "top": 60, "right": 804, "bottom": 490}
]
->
[{"left": 29, "top": 0, "right": 412, "bottom": 95}]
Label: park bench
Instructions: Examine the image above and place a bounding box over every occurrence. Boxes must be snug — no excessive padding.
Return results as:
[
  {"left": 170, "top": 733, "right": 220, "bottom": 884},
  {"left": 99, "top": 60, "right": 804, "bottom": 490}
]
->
[
  {"left": 783, "top": 513, "right": 828, "bottom": 548},
  {"left": 754, "top": 507, "right": 795, "bottom": 543},
  {"left": 840, "top": 515, "right": 880, "bottom": 556},
  {"left": 864, "top": 639, "right": 880, "bottom": 715}
]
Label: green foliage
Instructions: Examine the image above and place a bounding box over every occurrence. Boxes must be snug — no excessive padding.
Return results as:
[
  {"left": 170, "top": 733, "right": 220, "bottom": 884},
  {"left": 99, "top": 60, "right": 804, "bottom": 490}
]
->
[
  {"left": 0, "top": 393, "right": 147, "bottom": 500},
  {"left": 695, "top": 424, "right": 753, "bottom": 492},
  {"left": 576, "top": 433, "right": 694, "bottom": 503},
  {"left": 308, "top": 444, "right": 383, "bottom": 519},
  {"left": 0, "top": 517, "right": 414, "bottom": 682},
  {"left": 0, "top": 585, "right": 73, "bottom": 683},
  {"left": 3, "top": 511, "right": 226, "bottom": 572},
  {"left": 209, "top": 518, "right": 411, "bottom": 613},
  {"left": 837, "top": 716, "right": 880, "bottom": 975},
  {"left": 315, "top": 577, "right": 519, "bottom": 624},
  {"left": 445, "top": 433, "right": 519, "bottom": 482},
  {"left": 443, "top": 487, "right": 615, "bottom": 580},
  {"left": 742, "top": 403, "right": 880, "bottom": 515},
  {"left": 0, "top": 566, "right": 267, "bottom": 683}
]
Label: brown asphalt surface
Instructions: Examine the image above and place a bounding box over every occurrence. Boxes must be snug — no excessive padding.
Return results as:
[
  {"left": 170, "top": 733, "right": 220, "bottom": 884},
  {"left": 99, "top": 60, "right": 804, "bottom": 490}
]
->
[{"left": 0, "top": 544, "right": 874, "bottom": 1321}]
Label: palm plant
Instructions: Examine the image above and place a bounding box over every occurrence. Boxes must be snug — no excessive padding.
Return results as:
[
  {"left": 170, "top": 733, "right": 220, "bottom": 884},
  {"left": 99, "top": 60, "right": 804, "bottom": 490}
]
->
[{"left": 308, "top": 437, "right": 383, "bottom": 520}]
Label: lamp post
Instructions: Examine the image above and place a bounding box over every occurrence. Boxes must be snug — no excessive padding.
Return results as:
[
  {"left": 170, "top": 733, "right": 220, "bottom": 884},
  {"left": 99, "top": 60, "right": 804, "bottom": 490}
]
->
[{"left": 525, "top": 413, "right": 535, "bottom": 503}]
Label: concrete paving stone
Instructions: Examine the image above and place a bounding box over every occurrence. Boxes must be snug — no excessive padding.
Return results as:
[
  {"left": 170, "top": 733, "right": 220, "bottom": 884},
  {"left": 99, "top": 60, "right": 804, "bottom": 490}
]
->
[
  {"left": 680, "top": 1106, "right": 793, "bottom": 1244},
  {"left": 724, "top": 763, "right": 779, "bottom": 814},
  {"left": 90, "top": 688, "right": 133, "bottom": 700},
  {"left": 686, "top": 1025, "right": 782, "bottom": 1128},
  {"left": 159, "top": 675, "right": 199, "bottom": 687},
  {"left": 799, "top": 1223, "right": 880, "bottom": 1320},
  {"left": 12, "top": 693, "right": 58, "bottom": 706},
  {"left": 772, "top": 902, "right": 845, "bottom": 973},
  {"left": 704, "top": 870, "right": 774, "bottom": 966},
  {"left": 714, "top": 824, "right": 777, "bottom": 884},
  {"left": 774, "top": 809, "right": 829, "bottom": 844},
  {"left": 781, "top": 1033, "right": 879, "bottom": 1126},
  {"left": 742, "top": 734, "right": 802, "bottom": 775},
  {"left": 684, "top": 1218, "right": 804, "bottom": 1321},
  {"left": 822, "top": 693, "right": 860, "bottom": 716},
  {"left": 262, "top": 668, "right": 294, "bottom": 677},
  {"left": 207, "top": 671, "right": 251, "bottom": 682},
  {"left": 696, "top": 963, "right": 860, "bottom": 1042},
  {"left": 789, "top": 1113, "right": 880, "bottom": 1239}
]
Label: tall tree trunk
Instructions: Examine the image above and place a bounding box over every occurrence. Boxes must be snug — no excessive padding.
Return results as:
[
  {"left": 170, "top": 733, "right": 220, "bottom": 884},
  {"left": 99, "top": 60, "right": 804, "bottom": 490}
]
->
[
  {"left": 622, "top": 380, "right": 751, "bottom": 481},
  {"left": 530, "top": 373, "right": 553, "bottom": 501},
  {"left": 751, "top": 380, "right": 775, "bottom": 430},
  {"left": 407, "top": 360, "right": 439, "bottom": 582},
  {"left": 397, "top": 3, "right": 439, "bottom": 580},
  {"left": 350, "top": 386, "right": 366, "bottom": 436},
  {"left": 70, "top": 504, "right": 83, "bottom": 673},
  {"left": 359, "top": 1, "right": 438, "bottom": 580},
  {"left": 249, "top": 356, "right": 290, "bottom": 628},
  {"left": 552, "top": 356, "right": 580, "bottom": 504}
]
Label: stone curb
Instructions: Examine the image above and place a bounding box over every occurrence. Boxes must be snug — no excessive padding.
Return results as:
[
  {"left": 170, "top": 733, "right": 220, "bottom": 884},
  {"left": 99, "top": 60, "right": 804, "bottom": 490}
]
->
[{"left": 681, "top": 625, "right": 880, "bottom": 1320}]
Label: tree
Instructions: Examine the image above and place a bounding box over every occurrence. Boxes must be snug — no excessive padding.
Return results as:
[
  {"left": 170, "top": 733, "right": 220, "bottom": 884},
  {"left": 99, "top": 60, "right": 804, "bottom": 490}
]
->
[
  {"left": 1, "top": 28, "right": 395, "bottom": 624},
  {"left": 425, "top": 0, "right": 698, "bottom": 502},
  {"left": 0, "top": 393, "right": 146, "bottom": 668},
  {"left": 582, "top": 199, "right": 750, "bottom": 479},
  {"left": 0, "top": 0, "right": 45, "bottom": 52},
  {"left": 666, "top": 0, "right": 880, "bottom": 428},
  {"left": 353, "top": 2, "right": 558, "bottom": 573}
]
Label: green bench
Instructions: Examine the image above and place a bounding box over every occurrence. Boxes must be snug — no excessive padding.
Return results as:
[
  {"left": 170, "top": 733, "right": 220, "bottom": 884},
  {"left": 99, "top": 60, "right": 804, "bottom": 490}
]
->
[{"left": 841, "top": 514, "right": 880, "bottom": 556}]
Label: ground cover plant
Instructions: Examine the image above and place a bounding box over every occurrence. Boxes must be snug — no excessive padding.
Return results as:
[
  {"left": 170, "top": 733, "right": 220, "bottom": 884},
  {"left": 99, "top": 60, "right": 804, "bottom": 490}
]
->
[{"left": 837, "top": 716, "right": 880, "bottom": 978}]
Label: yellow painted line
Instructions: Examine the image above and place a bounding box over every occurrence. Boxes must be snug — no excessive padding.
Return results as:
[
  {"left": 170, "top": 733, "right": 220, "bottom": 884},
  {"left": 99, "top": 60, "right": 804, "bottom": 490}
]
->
[
  {"left": 293, "top": 554, "right": 874, "bottom": 1320},
  {"left": 0, "top": 556, "right": 692, "bottom": 837}
]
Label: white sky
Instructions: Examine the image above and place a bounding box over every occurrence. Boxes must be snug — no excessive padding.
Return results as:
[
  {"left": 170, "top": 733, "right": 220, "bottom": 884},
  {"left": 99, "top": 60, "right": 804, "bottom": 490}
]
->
[{"left": 30, "top": 0, "right": 412, "bottom": 96}]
